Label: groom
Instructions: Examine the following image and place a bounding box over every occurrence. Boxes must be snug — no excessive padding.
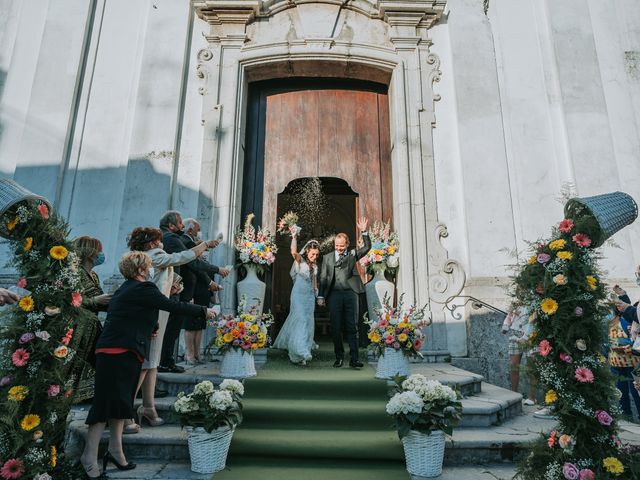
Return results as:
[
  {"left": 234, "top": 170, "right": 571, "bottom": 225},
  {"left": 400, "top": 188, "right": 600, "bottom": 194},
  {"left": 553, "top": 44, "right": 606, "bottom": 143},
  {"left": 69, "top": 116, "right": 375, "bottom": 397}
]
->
[{"left": 318, "top": 217, "right": 371, "bottom": 368}]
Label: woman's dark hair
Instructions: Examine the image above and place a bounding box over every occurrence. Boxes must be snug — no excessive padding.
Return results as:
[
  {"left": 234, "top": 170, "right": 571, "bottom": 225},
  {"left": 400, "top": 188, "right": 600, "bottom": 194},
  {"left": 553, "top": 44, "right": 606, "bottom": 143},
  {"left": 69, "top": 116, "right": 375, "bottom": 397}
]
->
[
  {"left": 304, "top": 241, "right": 320, "bottom": 260},
  {"left": 128, "top": 227, "right": 162, "bottom": 252}
]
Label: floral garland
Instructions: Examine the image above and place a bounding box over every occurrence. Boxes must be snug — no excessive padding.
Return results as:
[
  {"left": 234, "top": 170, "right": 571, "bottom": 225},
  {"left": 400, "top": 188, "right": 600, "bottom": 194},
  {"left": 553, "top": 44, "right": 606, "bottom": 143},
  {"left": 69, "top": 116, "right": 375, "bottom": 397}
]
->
[
  {"left": 513, "top": 215, "right": 639, "bottom": 479},
  {"left": 0, "top": 201, "right": 92, "bottom": 479}
]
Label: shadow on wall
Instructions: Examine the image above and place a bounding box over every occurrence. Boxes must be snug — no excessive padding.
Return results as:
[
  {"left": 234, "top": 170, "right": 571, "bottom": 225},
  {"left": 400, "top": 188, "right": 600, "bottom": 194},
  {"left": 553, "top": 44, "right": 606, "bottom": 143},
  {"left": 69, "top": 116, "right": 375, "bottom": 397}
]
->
[
  {"left": 1, "top": 159, "right": 220, "bottom": 285},
  {"left": 0, "top": 68, "right": 7, "bottom": 148}
]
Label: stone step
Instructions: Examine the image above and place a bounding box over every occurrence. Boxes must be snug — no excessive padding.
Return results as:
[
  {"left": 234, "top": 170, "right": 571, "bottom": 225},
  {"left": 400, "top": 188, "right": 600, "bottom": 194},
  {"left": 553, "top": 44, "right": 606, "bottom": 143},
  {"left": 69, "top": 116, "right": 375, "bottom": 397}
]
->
[
  {"left": 407, "top": 362, "right": 484, "bottom": 396},
  {"left": 65, "top": 410, "right": 547, "bottom": 466}
]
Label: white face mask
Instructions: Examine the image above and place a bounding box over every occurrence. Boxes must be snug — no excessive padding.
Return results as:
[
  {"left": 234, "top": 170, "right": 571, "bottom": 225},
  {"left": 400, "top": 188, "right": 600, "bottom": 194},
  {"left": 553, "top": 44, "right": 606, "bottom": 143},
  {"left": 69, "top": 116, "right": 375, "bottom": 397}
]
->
[{"left": 147, "top": 267, "right": 155, "bottom": 280}]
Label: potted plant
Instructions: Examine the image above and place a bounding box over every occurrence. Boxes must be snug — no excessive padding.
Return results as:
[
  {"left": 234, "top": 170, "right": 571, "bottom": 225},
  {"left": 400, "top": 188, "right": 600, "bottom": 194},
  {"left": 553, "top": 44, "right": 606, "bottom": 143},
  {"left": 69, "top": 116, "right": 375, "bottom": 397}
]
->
[
  {"left": 360, "top": 220, "right": 399, "bottom": 320},
  {"left": 234, "top": 213, "right": 277, "bottom": 314},
  {"left": 173, "top": 379, "right": 244, "bottom": 474},
  {"left": 387, "top": 374, "right": 462, "bottom": 478},
  {"left": 210, "top": 298, "right": 273, "bottom": 378},
  {"left": 366, "top": 295, "right": 430, "bottom": 379}
]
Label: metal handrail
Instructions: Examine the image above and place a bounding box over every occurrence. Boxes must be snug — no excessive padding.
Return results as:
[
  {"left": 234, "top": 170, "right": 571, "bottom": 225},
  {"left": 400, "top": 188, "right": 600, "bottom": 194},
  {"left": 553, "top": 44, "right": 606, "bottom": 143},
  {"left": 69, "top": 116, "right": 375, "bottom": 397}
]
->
[{"left": 442, "top": 295, "right": 507, "bottom": 320}]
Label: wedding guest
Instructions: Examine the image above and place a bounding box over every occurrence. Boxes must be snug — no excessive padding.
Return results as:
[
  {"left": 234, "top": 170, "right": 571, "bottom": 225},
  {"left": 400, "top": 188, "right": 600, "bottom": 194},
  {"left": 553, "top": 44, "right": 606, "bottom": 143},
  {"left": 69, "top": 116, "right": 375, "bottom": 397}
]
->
[
  {"left": 181, "top": 218, "right": 230, "bottom": 364},
  {"left": 607, "top": 307, "right": 640, "bottom": 418},
  {"left": 501, "top": 306, "right": 537, "bottom": 406},
  {"left": 127, "top": 227, "right": 209, "bottom": 426},
  {"left": 0, "top": 288, "right": 19, "bottom": 305},
  {"left": 73, "top": 236, "right": 112, "bottom": 403},
  {"left": 80, "top": 251, "right": 215, "bottom": 479}
]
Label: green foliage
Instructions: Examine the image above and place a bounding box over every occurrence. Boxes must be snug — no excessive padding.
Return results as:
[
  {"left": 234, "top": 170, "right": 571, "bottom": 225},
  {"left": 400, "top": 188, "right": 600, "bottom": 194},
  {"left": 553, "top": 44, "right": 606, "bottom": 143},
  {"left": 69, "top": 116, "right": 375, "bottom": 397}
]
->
[
  {"left": 512, "top": 215, "right": 636, "bottom": 479},
  {"left": 0, "top": 202, "right": 94, "bottom": 477}
]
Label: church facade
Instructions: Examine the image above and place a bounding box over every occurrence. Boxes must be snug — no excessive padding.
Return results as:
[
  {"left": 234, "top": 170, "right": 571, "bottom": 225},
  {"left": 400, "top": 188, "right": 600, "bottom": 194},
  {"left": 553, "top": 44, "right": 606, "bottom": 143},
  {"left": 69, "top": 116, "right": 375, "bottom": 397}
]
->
[{"left": 1, "top": 0, "right": 639, "bottom": 383}]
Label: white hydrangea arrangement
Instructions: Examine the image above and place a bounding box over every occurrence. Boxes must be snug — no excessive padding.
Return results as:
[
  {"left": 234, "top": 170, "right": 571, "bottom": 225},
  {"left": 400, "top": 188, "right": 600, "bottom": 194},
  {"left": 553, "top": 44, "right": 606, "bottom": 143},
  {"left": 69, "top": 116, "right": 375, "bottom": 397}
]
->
[
  {"left": 386, "top": 374, "right": 462, "bottom": 438},
  {"left": 173, "top": 379, "right": 244, "bottom": 433}
]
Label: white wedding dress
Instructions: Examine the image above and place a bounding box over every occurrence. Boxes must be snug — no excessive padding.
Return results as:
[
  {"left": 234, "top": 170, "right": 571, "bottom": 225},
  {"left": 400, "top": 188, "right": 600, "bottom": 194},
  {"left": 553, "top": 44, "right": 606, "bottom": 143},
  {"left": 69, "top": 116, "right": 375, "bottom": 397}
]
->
[{"left": 273, "top": 260, "right": 317, "bottom": 363}]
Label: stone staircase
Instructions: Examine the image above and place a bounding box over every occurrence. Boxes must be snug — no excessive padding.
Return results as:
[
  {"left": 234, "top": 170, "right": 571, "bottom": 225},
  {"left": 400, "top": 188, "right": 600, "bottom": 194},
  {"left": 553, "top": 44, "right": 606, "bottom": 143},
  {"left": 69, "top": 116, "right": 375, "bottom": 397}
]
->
[{"left": 65, "top": 355, "right": 546, "bottom": 473}]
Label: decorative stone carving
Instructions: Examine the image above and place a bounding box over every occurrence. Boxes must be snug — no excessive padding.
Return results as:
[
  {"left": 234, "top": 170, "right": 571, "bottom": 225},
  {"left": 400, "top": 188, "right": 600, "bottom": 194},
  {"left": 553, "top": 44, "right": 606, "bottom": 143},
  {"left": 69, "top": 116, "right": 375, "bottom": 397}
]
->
[
  {"left": 427, "top": 52, "right": 442, "bottom": 101},
  {"left": 193, "top": 0, "right": 260, "bottom": 42},
  {"left": 428, "top": 223, "right": 466, "bottom": 306},
  {"left": 196, "top": 48, "right": 213, "bottom": 95}
]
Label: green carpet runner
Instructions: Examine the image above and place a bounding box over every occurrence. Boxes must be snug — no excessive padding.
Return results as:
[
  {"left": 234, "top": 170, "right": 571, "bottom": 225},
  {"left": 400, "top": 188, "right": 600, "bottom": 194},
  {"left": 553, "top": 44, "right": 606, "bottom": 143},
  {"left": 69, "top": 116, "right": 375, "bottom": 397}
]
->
[{"left": 216, "top": 344, "right": 408, "bottom": 479}]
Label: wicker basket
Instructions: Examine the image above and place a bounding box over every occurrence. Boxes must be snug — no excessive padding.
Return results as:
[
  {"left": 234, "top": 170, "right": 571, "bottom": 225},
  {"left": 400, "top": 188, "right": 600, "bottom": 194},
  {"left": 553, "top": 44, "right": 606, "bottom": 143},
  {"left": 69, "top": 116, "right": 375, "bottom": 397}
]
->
[
  {"left": 220, "top": 349, "right": 256, "bottom": 378},
  {"left": 401, "top": 430, "right": 446, "bottom": 478},
  {"left": 564, "top": 192, "right": 638, "bottom": 247},
  {"left": 375, "top": 347, "right": 410, "bottom": 379},
  {"left": 186, "top": 426, "right": 234, "bottom": 474},
  {"left": 0, "top": 179, "right": 51, "bottom": 239}
]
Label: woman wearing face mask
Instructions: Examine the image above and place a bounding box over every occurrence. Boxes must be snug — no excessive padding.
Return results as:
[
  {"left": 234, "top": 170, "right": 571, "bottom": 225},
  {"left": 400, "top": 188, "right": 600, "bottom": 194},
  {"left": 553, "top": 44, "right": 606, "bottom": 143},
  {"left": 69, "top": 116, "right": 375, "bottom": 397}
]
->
[
  {"left": 80, "top": 251, "right": 217, "bottom": 479},
  {"left": 73, "top": 236, "right": 113, "bottom": 403},
  {"left": 126, "top": 227, "right": 211, "bottom": 429}
]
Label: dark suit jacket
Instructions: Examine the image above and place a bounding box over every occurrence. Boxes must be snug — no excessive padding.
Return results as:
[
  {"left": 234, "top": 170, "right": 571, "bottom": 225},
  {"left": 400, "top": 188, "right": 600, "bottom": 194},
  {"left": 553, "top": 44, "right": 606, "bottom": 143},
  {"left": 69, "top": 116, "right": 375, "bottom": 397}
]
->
[
  {"left": 319, "top": 234, "right": 371, "bottom": 300},
  {"left": 96, "top": 279, "right": 206, "bottom": 360},
  {"left": 180, "top": 233, "right": 214, "bottom": 307}
]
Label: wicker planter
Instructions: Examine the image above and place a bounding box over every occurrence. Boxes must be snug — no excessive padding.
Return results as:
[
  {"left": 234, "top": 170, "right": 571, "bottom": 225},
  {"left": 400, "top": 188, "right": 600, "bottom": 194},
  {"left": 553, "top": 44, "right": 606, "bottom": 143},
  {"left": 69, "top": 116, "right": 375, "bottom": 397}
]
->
[
  {"left": 186, "top": 426, "right": 234, "bottom": 474},
  {"left": 375, "top": 347, "right": 410, "bottom": 379},
  {"left": 0, "top": 179, "right": 51, "bottom": 239},
  {"left": 220, "top": 348, "right": 256, "bottom": 379},
  {"left": 401, "top": 430, "right": 446, "bottom": 478}
]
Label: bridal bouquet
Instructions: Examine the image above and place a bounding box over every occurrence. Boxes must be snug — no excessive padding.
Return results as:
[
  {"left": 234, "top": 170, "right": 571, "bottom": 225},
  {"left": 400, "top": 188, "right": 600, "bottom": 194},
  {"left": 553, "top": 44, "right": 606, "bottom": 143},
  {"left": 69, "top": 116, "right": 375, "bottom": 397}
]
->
[
  {"left": 173, "top": 379, "right": 244, "bottom": 432},
  {"left": 234, "top": 214, "right": 277, "bottom": 270},
  {"left": 210, "top": 301, "right": 273, "bottom": 354},
  {"left": 277, "top": 211, "right": 301, "bottom": 237},
  {"left": 366, "top": 294, "right": 430, "bottom": 358},
  {"left": 359, "top": 220, "right": 399, "bottom": 273},
  {"left": 387, "top": 374, "right": 462, "bottom": 438}
]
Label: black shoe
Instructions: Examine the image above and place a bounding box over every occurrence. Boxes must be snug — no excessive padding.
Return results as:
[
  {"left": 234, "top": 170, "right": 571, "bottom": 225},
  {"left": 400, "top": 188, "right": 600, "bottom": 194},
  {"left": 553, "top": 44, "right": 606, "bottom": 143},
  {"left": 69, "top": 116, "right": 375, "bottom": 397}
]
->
[
  {"left": 170, "top": 364, "right": 185, "bottom": 373},
  {"left": 349, "top": 360, "right": 364, "bottom": 368},
  {"left": 103, "top": 451, "right": 136, "bottom": 471},
  {"left": 333, "top": 358, "right": 343, "bottom": 368},
  {"left": 154, "top": 388, "right": 168, "bottom": 398},
  {"left": 157, "top": 365, "right": 171, "bottom": 373}
]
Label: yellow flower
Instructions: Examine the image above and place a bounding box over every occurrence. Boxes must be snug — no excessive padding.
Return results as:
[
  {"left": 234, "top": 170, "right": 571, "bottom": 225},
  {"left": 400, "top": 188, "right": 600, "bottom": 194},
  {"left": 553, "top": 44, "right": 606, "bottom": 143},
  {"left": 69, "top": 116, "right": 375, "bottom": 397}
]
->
[
  {"left": 586, "top": 275, "right": 597, "bottom": 291},
  {"left": 529, "top": 330, "right": 537, "bottom": 340},
  {"left": 8, "top": 386, "right": 29, "bottom": 401},
  {"left": 369, "top": 332, "right": 381, "bottom": 343},
  {"left": 556, "top": 251, "right": 573, "bottom": 260},
  {"left": 20, "top": 414, "right": 41, "bottom": 431},
  {"left": 527, "top": 255, "right": 537, "bottom": 265},
  {"left": 540, "top": 298, "right": 558, "bottom": 315},
  {"left": 251, "top": 344, "right": 258, "bottom": 350},
  {"left": 545, "top": 389, "right": 558, "bottom": 404},
  {"left": 50, "top": 445, "right": 57, "bottom": 467},
  {"left": 24, "top": 237, "right": 33, "bottom": 252},
  {"left": 250, "top": 324, "right": 259, "bottom": 333},
  {"left": 398, "top": 333, "right": 408, "bottom": 342},
  {"left": 6, "top": 216, "right": 19, "bottom": 231},
  {"left": 223, "top": 333, "right": 233, "bottom": 343},
  {"left": 552, "top": 274, "right": 567, "bottom": 285},
  {"left": 49, "top": 245, "right": 68, "bottom": 260},
  {"left": 548, "top": 239, "right": 566, "bottom": 250},
  {"left": 257, "top": 340, "right": 266, "bottom": 348},
  {"left": 19, "top": 296, "right": 35, "bottom": 312},
  {"left": 603, "top": 457, "right": 624, "bottom": 475},
  {"left": 388, "top": 246, "right": 396, "bottom": 254}
]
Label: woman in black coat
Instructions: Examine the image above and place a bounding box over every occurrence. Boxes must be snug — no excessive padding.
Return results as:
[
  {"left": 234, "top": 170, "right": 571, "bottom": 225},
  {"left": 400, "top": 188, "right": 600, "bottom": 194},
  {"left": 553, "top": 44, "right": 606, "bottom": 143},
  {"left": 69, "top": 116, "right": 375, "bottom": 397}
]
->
[{"left": 79, "top": 251, "right": 215, "bottom": 479}]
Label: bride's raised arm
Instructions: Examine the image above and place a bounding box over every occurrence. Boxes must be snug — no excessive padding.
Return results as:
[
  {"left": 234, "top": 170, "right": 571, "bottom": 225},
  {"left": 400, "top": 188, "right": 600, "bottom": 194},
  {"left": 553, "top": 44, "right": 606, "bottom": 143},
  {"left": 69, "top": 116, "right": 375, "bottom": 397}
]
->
[{"left": 290, "top": 228, "right": 302, "bottom": 264}]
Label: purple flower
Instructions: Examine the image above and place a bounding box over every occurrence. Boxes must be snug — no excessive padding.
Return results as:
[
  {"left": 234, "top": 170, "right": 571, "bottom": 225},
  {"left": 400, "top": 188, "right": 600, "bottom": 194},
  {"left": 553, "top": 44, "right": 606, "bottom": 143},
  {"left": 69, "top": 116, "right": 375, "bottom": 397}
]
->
[
  {"left": 393, "top": 342, "right": 401, "bottom": 349},
  {"left": 595, "top": 409, "right": 612, "bottom": 426},
  {"left": 537, "top": 253, "right": 551, "bottom": 264},
  {"left": 562, "top": 463, "right": 579, "bottom": 480},
  {"left": 0, "top": 376, "right": 11, "bottom": 387},
  {"left": 575, "top": 306, "right": 583, "bottom": 316},
  {"left": 18, "top": 332, "right": 35, "bottom": 344}
]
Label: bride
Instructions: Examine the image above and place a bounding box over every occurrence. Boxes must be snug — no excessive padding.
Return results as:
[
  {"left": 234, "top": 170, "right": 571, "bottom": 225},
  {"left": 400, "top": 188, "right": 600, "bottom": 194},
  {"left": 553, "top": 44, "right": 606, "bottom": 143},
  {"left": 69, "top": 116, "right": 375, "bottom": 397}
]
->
[{"left": 273, "top": 229, "right": 320, "bottom": 365}]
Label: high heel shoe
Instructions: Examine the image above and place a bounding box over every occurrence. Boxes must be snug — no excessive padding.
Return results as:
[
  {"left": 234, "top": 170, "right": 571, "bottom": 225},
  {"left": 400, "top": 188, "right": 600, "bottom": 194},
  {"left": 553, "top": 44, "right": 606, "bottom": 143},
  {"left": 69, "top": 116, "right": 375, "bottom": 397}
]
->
[
  {"left": 80, "top": 460, "right": 108, "bottom": 479},
  {"left": 137, "top": 405, "right": 165, "bottom": 427},
  {"left": 102, "top": 450, "right": 136, "bottom": 471}
]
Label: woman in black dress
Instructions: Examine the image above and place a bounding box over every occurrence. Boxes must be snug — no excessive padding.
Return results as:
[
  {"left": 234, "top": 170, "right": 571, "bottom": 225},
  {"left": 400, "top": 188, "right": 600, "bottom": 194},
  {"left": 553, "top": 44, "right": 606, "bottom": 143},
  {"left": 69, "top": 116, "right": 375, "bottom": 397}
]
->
[{"left": 79, "top": 251, "right": 215, "bottom": 479}]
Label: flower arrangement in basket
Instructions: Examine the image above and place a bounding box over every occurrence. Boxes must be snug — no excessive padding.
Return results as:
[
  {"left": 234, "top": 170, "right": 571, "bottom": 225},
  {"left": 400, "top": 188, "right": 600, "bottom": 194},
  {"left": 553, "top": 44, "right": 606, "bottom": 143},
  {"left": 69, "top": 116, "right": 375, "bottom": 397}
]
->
[
  {"left": 359, "top": 220, "right": 399, "bottom": 274},
  {"left": 277, "top": 211, "right": 301, "bottom": 237},
  {"left": 234, "top": 214, "right": 277, "bottom": 274},
  {"left": 210, "top": 300, "right": 274, "bottom": 354},
  {"left": 387, "top": 374, "right": 462, "bottom": 478},
  {"left": 173, "top": 379, "right": 244, "bottom": 474},
  {"left": 366, "top": 294, "right": 430, "bottom": 358},
  {"left": 0, "top": 179, "right": 98, "bottom": 478}
]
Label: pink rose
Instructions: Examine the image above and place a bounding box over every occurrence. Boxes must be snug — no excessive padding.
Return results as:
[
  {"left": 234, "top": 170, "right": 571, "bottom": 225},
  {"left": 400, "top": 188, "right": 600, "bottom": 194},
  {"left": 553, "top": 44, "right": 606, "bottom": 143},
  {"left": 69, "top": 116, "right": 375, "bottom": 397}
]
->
[
  {"left": 384, "top": 336, "right": 394, "bottom": 345},
  {"left": 11, "top": 348, "right": 29, "bottom": 367},
  {"left": 559, "top": 219, "right": 574, "bottom": 233},
  {"left": 35, "top": 331, "right": 50, "bottom": 341},
  {"left": 562, "top": 463, "right": 579, "bottom": 480},
  {"left": 537, "top": 253, "right": 551, "bottom": 264},
  {"left": 18, "top": 333, "right": 35, "bottom": 344},
  {"left": 71, "top": 291, "right": 83, "bottom": 307},
  {"left": 414, "top": 339, "right": 422, "bottom": 350},
  {"left": 392, "top": 341, "right": 401, "bottom": 349},
  {"left": 575, "top": 367, "right": 594, "bottom": 383},
  {"left": 16, "top": 278, "right": 27, "bottom": 289},
  {"left": 574, "top": 306, "right": 583, "bottom": 316},
  {"left": 559, "top": 352, "right": 573, "bottom": 363},
  {"left": 0, "top": 377, "right": 10, "bottom": 387},
  {"left": 47, "top": 384, "right": 60, "bottom": 397},
  {"left": 37, "top": 203, "right": 50, "bottom": 219},
  {"left": 539, "top": 340, "right": 552, "bottom": 357},
  {"left": 578, "top": 469, "right": 594, "bottom": 480},
  {"left": 595, "top": 409, "right": 612, "bottom": 426},
  {"left": 572, "top": 233, "right": 592, "bottom": 248},
  {"left": 359, "top": 257, "right": 371, "bottom": 266}
]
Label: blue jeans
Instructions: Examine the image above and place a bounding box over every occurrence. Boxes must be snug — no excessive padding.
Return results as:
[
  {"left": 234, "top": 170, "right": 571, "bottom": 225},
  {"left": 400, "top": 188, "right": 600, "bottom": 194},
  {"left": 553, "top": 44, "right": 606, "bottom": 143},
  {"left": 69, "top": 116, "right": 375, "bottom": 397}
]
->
[{"left": 611, "top": 366, "right": 640, "bottom": 417}]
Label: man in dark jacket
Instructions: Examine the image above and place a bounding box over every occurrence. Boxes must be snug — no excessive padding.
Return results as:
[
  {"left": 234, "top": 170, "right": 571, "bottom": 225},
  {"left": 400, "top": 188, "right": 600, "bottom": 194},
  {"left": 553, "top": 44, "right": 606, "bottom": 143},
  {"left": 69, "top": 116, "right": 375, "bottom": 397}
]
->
[{"left": 157, "top": 211, "right": 228, "bottom": 372}]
